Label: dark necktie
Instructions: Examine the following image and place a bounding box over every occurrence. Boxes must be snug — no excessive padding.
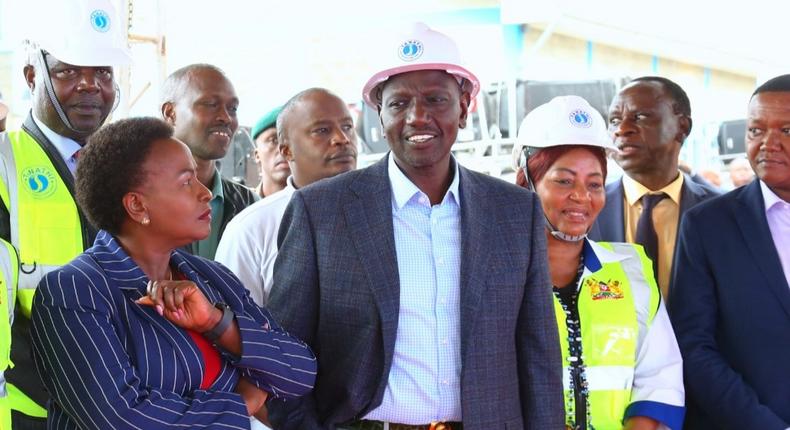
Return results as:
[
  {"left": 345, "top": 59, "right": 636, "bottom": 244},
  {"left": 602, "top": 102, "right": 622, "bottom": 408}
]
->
[{"left": 635, "top": 193, "right": 667, "bottom": 278}]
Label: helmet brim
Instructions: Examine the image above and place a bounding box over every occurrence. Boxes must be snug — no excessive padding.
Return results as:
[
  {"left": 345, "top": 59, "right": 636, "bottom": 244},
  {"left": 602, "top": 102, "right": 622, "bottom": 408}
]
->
[{"left": 362, "top": 63, "right": 480, "bottom": 109}]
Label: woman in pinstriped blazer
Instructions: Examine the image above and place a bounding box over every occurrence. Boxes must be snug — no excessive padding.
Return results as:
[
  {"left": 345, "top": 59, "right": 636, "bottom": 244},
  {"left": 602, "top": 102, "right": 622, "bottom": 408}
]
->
[{"left": 29, "top": 117, "right": 316, "bottom": 429}]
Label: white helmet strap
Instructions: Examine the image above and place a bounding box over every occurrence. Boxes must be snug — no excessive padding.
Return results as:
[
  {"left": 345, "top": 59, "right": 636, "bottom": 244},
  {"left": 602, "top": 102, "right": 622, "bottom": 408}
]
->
[{"left": 37, "top": 49, "right": 119, "bottom": 137}]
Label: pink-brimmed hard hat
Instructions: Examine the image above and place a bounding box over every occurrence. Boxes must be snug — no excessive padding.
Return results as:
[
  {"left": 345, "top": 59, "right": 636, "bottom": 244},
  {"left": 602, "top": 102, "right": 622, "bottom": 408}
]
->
[{"left": 362, "top": 22, "right": 480, "bottom": 109}]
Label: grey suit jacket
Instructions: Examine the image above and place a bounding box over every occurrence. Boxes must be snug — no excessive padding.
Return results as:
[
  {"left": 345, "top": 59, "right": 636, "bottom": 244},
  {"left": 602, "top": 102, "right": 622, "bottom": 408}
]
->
[{"left": 267, "top": 156, "right": 564, "bottom": 430}]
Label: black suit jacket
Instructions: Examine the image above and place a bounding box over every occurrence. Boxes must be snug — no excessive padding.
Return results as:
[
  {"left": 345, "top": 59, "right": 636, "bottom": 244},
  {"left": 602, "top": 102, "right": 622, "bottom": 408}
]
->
[
  {"left": 669, "top": 180, "right": 790, "bottom": 429},
  {"left": 267, "top": 156, "right": 564, "bottom": 430}
]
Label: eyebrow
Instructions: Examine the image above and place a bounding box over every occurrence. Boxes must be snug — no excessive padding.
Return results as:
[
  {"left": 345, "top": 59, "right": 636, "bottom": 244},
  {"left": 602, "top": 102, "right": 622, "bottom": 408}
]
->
[
  {"left": 308, "top": 116, "right": 353, "bottom": 127},
  {"left": 554, "top": 167, "right": 603, "bottom": 177}
]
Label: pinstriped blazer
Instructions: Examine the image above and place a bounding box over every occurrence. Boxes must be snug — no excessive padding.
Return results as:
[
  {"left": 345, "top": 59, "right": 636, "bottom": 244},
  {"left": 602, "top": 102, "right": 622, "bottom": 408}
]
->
[
  {"left": 30, "top": 231, "right": 317, "bottom": 429},
  {"left": 267, "top": 157, "right": 565, "bottom": 430}
]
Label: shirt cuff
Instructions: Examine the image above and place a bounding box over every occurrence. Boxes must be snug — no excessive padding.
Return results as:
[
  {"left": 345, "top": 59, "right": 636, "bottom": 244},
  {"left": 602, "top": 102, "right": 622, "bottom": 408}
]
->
[{"left": 624, "top": 400, "right": 685, "bottom": 430}]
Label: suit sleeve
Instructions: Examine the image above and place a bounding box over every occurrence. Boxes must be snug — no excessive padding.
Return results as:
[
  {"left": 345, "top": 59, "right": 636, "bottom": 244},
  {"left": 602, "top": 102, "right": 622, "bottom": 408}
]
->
[
  {"left": 266, "top": 192, "right": 327, "bottom": 429},
  {"left": 669, "top": 212, "right": 788, "bottom": 429},
  {"left": 516, "top": 193, "right": 565, "bottom": 429},
  {"left": 30, "top": 268, "right": 250, "bottom": 429},
  {"left": 203, "top": 260, "right": 317, "bottom": 400}
]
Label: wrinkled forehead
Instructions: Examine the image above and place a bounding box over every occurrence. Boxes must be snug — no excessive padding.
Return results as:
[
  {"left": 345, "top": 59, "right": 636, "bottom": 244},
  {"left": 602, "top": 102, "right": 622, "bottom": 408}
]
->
[{"left": 378, "top": 70, "right": 465, "bottom": 98}]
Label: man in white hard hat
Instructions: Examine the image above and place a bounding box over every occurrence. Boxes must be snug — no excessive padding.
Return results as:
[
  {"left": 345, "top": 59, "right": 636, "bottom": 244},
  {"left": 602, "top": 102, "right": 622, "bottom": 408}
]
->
[
  {"left": 0, "top": 0, "right": 131, "bottom": 427},
  {"left": 267, "top": 23, "right": 564, "bottom": 429}
]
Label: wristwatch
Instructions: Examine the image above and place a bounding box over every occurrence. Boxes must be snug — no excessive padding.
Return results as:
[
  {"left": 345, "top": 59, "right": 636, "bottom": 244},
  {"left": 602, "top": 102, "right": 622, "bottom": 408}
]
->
[{"left": 203, "top": 303, "right": 234, "bottom": 342}]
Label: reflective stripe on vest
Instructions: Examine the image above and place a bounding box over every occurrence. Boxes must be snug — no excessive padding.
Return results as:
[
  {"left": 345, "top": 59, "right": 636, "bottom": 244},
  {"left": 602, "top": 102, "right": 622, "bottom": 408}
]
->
[
  {"left": 554, "top": 242, "right": 660, "bottom": 430},
  {"left": 0, "top": 238, "right": 18, "bottom": 429},
  {"left": 0, "top": 130, "right": 84, "bottom": 316}
]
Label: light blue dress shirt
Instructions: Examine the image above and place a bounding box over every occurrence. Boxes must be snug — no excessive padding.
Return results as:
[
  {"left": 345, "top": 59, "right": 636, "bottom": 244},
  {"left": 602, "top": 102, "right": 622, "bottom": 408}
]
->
[
  {"left": 32, "top": 114, "right": 82, "bottom": 175},
  {"left": 365, "top": 153, "right": 462, "bottom": 424}
]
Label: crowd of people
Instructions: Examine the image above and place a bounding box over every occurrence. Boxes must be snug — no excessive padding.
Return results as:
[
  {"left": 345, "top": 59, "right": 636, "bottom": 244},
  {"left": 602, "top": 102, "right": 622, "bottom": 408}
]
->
[{"left": 0, "top": 1, "right": 787, "bottom": 430}]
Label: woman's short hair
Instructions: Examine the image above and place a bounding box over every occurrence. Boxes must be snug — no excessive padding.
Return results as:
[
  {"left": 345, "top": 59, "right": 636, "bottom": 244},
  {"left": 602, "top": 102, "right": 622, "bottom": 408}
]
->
[
  {"left": 76, "top": 117, "right": 174, "bottom": 235},
  {"left": 515, "top": 144, "right": 608, "bottom": 189}
]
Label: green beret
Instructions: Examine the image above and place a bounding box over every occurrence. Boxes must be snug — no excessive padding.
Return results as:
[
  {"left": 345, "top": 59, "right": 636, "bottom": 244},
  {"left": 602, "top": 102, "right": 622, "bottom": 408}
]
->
[{"left": 251, "top": 106, "right": 283, "bottom": 139}]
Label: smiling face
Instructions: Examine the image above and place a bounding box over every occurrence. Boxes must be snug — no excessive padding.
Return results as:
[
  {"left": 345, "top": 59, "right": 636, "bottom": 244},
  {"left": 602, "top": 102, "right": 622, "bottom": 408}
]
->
[
  {"left": 27, "top": 54, "right": 116, "bottom": 142},
  {"left": 378, "top": 70, "right": 469, "bottom": 178},
  {"left": 608, "top": 81, "right": 688, "bottom": 185},
  {"left": 164, "top": 67, "right": 239, "bottom": 162},
  {"left": 534, "top": 147, "right": 606, "bottom": 238},
  {"left": 134, "top": 137, "right": 214, "bottom": 246},
  {"left": 746, "top": 91, "right": 790, "bottom": 201}
]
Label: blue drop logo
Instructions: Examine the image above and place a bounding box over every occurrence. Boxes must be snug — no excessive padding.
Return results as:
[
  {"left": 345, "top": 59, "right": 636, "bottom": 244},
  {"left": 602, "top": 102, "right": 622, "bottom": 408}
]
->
[
  {"left": 398, "top": 40, "right": 424, "bottom": 62},
  {"left": 22, "top": 167, "right": 57, "bottom": 199},
  {"left": 90, "top": 10, "right": 111, "bottom": 33},
  {"left": 569, "top": 109, "right": 593, "bottom": 128}
]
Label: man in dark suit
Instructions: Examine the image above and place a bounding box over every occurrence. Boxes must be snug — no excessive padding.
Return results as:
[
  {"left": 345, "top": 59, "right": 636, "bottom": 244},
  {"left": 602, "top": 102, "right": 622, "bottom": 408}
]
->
[
  {"left": 267, "top": 23, "right": 564, "bottom": 430},
  {"left": 669, "top": 75, "right": 790, "bottom": 430},
  {"left": 161, "top": 64, "right": 258, "bottom": 259},
  {"left": 589, "top": 76, "right": 720, "bottom": 298}
]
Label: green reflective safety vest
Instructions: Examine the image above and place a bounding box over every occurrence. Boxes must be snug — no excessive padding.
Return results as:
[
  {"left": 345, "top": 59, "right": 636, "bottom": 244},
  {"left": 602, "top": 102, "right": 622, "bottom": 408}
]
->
[
  {"left": 0, "top": 129, "right": 89, "bottom": 419},
  {"left": 554, "top": 241, "right": 660, "bottom": 430},
  {"left": 0, "top": 238, "right": 18, "bottom": 430}
]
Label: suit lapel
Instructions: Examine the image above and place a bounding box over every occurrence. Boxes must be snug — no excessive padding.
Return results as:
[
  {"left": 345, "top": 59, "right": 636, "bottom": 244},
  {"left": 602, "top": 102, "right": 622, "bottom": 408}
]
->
[
  {"left": 345, "top": 158, "right": 401, "bottom": 349},
  {"left": 595, "top": 180, "right": 626, "bottom": 242},
  {"left": 735, "top": 181, "right": 790, "bottom": 319},
  {"left": 458, "top": 168, "right": 493, "bottom": 357},
  {"left": 91, "top": 232, "right": 203, "bottom": 382}
]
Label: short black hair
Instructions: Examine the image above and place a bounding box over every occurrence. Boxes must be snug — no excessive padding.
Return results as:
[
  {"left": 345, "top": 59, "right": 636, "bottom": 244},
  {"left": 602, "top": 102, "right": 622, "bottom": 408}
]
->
[
  {"left": 631, "top": 76, "right": 691, "bottom": 118},
  {"left": 276, "top": 87, "right": 337, "bottom": 142},
  {"left": 76, "top": 117, "right": 173, "bottom": 235},
  {"left": 752, "top": 74, "right": 790, "bottom": 97},
  {"left": 160, "top": 63, "right": 228, "bottom": 106}
]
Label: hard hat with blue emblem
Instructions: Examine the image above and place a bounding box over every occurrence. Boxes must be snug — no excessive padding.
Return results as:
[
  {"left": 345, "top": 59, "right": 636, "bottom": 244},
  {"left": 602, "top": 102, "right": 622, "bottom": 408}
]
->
[
  {"left": 512, "top": 95, "right": 615, "bottom": 170},
  {"left": 26, "top": 0, "right": 132, "bottom": 67},
  {"left": 362, "top": 22, "right": 480, "bottom": 108}
]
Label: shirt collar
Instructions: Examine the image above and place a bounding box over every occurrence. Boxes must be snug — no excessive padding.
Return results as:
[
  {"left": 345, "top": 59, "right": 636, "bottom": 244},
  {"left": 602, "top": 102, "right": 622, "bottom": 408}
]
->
[
  {"left": 582, "top": 238, "right": 631, "bottom": 276},
  {"left": 285, "top": 175, "right": 297, "bottom": 191},
  {"left": 387, "top": 152, "right": 460, "bottom": 210},
  {"left": 760, "top": 179, "right": 790, "bottom": 212},
  {"left": 622, "top": 171, "right": 684, "bottom": 206},
  {"left": 209, "top": 169, "right": 224, "bottom": 202},
  {"left": 32, "top": 113, "right": 82, "bottom": 162}
]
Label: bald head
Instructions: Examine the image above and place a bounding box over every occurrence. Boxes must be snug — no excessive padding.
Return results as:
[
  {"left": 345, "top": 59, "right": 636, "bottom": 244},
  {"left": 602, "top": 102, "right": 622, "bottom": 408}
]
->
[{"left": 276, "top": 87, "right": 357, "bottom": 188}]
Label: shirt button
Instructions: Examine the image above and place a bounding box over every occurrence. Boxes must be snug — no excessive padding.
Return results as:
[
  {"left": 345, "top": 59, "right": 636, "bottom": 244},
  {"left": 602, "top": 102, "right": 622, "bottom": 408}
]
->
[
  {"left": 440, "top": 298, "right": 447, "bottom": 305},
  {"left": 437, "top": 257, "right": 444, "bottom": 265},
  {"left": 441, "top": 338, "right": 448, "bottom": 345},
  {"left": 442, "top": 379, "right": 449, "bottom": 385},
  {"left": 419, "top": 196, "right": 428, "bottom": 205}
]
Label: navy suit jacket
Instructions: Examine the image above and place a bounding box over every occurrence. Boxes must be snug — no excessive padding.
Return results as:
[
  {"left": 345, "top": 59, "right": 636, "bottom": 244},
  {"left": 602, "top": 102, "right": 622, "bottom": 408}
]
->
[
  {"left": 267, "top": 156, "right": 564, "bottom": 430},
  {"left": 669, "top": 181, "right": 790, "bottom": 429},
  {"left": 30, "top": 231, "right": 317, "bottom": 429},
  {"left": 588, "top": 174, "right": 720, "bottom": 292}
]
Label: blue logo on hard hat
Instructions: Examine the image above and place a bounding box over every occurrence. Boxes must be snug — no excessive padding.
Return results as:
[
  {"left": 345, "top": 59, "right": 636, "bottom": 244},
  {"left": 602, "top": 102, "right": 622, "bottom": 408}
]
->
[
  {"left": 90, "top": 9, "right": 111, "bottom": 33},
  {"left": 22, "top": 167, "right": 57, "bottom": 199},
  {"left": 398, "top": 40, "right": 424, "bottom": 62},
  {"left": 569, "top": 109, "right": 593, "bottom": 128}
]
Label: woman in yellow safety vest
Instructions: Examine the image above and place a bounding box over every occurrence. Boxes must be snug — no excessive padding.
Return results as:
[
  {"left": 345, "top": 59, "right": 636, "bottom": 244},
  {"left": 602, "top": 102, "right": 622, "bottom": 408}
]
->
[{"left": 514, "top": 96, "right": 685, "bottom": 430}]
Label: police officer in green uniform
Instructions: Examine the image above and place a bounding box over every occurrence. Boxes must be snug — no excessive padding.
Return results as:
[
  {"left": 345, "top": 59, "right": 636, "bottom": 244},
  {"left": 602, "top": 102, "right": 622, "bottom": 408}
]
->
[{"left": 0, "top": 1, "right": 131, "bottom": 427}]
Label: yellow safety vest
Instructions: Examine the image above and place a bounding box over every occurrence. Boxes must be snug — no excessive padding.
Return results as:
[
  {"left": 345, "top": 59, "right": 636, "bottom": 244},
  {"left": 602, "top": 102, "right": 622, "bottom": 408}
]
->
[
  {"left": 0, "top": 238, "right": 18, "bottom": 430},
  {"left": 553, "top": 242, "right": 660, "bottom": 430},
  {"left": 0, "top": 129, "right": 88, "bottom": 420}
]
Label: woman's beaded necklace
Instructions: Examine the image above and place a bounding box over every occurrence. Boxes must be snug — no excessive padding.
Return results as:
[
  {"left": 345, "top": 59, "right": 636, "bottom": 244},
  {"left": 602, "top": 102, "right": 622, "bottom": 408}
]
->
[{"left": 552, "top": 254, "right": 594, "bottom": 430}]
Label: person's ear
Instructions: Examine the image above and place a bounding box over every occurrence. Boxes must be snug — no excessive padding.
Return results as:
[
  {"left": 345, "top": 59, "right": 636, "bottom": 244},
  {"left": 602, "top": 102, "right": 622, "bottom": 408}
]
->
[
  {"left": 161, "top": 102, "right": 176, "bottom": 125},
  {"left": 23, "top": 65, "right": 35, "bottom": 92},
  {"left": 123, "top": 191, "right": 149, "bottom": 225},
  {"left": 458, "top": 91, "right": 471, "bottom": 129},
  {"left": 678, "top": 115, "right": 692, "bottom": 143}
]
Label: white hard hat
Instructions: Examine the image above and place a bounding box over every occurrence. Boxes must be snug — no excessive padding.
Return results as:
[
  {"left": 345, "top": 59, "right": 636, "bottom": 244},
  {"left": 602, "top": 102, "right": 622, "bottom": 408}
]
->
[
  {"left": 362, "top": 22, "right": 480, "bottom": 108},
  {"left": 28, "top": 0, "right": 132, "bottom": 67},
  {"left": 512, "top": 95, "right": 614, "bottom": 169}
]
